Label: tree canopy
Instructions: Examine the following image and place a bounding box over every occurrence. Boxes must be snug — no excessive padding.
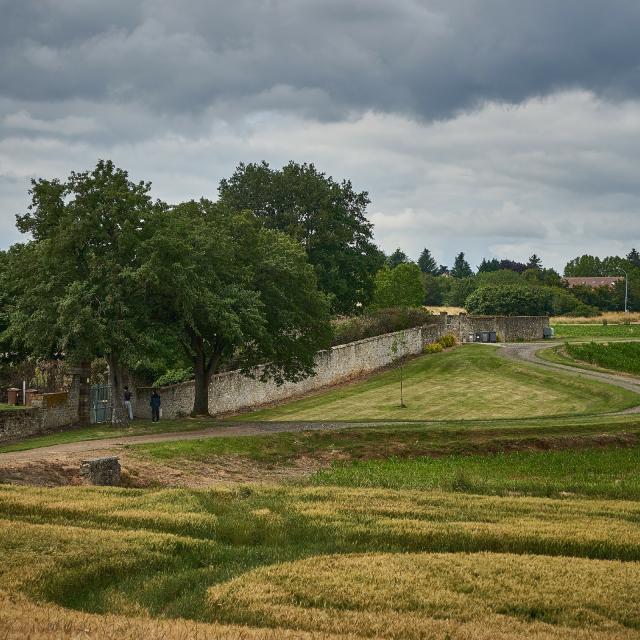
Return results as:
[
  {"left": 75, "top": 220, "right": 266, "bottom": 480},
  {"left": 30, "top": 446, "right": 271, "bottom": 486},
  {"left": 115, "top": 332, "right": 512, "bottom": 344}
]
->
[
  {"left": 4, "top": 160, "right": 164, "bottom": 423},
  {"left": 372, "top": 263, "right": 424, "bottom": 309},
  {"left": 139, "top": 199, "right": 332, "bottom": 414},
  {"left": 477, "top": 258, "right": 501, "bottom": 273},
  {"left": 451, "top": 252, "right": 473, "bottom": 278},
  {"left": 218, "top": 161, "right": 384, "bottom": 314},
  {"left": 465, "top": 285, "right": 553, "bottom": 316},
  {"left": 417, "top": 248, "right": 438, "bottom": 275},
  {"left": 387, "top": 248, "right": 409, "bottom": 269}
]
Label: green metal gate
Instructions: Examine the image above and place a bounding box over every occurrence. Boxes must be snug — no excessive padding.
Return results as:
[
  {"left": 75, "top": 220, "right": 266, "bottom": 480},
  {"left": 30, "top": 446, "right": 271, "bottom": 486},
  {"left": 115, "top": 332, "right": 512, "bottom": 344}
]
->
[{"left": 90, "top": 384, "right": 112, "bottom": 424}]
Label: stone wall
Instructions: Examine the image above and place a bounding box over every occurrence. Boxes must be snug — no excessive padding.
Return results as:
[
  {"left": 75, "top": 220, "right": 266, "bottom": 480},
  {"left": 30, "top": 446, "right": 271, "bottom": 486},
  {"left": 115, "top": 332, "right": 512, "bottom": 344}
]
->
[
  {"left": 0, "top": 408, "right": 42, "bottom": 443},
  {"left": 451, "top": 314, "right": 549, "bottom": 343},
  {"left": 135, "top": 323, "right": 440, "bottom": 419},
  {"left": 0, "top": 373, "right": 86, "bottom": 444},
  {"left": 135, "top": 313, "right": 549, "bottom": 420}
]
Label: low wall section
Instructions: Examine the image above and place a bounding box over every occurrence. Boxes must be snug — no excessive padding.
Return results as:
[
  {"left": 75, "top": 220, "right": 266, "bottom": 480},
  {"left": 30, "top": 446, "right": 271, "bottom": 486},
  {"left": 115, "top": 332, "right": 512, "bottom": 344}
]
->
[
  {"left": 452, "top": 314, "right": 549, "bottom": 342},
  {"left": 0, "top": 375, "right": 85, "bottom": 444}
]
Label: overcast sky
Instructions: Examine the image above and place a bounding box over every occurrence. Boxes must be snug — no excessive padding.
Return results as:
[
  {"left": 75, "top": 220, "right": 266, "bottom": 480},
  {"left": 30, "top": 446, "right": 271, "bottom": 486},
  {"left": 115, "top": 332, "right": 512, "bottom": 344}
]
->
[{"left": 1, "top": 0, "right": 640, "bottom": 271}]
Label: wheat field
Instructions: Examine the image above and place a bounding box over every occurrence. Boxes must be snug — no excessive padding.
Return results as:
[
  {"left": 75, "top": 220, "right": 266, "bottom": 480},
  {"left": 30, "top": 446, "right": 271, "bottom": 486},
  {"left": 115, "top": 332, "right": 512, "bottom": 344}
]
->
[{"left": 1, "top": 482, "right": 640, "bottom": 638}]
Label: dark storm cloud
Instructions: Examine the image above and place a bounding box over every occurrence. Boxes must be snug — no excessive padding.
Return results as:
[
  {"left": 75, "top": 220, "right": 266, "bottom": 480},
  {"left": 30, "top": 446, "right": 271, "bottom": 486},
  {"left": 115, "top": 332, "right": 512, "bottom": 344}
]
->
[{"left": 1, "top": 0, "right": 640, "bottom": 120}]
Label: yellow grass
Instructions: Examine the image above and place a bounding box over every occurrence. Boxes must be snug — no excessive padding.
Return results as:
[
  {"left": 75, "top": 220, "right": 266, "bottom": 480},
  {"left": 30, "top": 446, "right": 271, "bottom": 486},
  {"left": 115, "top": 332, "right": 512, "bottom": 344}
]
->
[
  {"left": 552, "top": 311, "right": 640, "bottom": 324},
  {"left": 0, "top": 590, "right": 342, "bottom": 639},
  {"left": 424, "top": 305, "right": 466, "bottom": 315},
  {"left": 3, "top": 483, "right": 640, "bottom": 638},
  {"left": 209, "top": 552, "right": 640, "bottom": 638}
]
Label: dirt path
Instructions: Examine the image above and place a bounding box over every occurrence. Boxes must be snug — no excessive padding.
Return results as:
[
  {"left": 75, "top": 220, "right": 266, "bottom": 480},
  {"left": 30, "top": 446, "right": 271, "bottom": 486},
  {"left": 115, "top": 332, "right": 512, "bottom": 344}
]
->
[
  {"left": 499, "top": 342, "right": 640, "bottom": 405},
  {"left": 0, "top": 420, "right": 404, "bottom": 465}
]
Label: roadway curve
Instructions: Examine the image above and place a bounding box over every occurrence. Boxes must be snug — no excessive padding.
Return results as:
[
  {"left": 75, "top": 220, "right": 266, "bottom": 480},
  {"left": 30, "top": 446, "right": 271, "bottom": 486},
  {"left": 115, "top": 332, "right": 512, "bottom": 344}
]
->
[{"left": 499, "top": 342, "right": 640, "bottom": 399}]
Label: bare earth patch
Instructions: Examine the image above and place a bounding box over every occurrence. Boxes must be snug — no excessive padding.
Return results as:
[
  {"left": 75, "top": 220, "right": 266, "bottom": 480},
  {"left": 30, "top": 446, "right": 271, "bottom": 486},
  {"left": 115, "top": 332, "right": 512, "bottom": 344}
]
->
[{"left": 0, "top": 448, "right": 329, "bottom": 488}]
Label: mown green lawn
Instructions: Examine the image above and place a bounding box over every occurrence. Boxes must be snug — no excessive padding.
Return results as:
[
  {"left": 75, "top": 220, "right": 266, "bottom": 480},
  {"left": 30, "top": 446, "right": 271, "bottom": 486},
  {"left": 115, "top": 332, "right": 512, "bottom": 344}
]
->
[
  {"left": 230, "top": 344, "right": 640, "bottom": 422},
  {"left": 0, "top": 403, "right": 27, "bottom": 412}
]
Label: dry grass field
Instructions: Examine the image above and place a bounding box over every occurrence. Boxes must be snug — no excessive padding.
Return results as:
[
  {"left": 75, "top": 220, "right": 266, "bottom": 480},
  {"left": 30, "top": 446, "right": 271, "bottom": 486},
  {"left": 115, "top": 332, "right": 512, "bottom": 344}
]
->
[
  {"left": 1, "top": 479, "right": 640, "bottom": 638},
  {"left": 552, "top": 311, "right": 640, "bottom": 324},
  {"left": 424, "top": 305, "right": 466, "bottom": 315}
]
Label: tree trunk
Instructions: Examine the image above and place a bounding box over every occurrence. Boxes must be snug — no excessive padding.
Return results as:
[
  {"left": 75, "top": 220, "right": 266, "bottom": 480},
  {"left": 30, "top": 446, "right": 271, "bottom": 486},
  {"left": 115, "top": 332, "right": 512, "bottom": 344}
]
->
[
  {"left": 191, "top": 334, "right": 222, "bottom": 416},
  {"left": 193, "top": 355, "right": 209, "bottom": 415},
  {"left": 108, "top": 354, "right": 129, "bottom": 426}
]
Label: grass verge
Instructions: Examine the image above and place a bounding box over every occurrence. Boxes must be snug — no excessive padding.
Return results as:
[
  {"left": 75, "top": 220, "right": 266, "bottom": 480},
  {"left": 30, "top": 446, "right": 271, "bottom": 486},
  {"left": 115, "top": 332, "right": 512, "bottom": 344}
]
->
[
  {"left": 228, "top": 345, "right": 640, "bottom": 422},
  {"left": 552, "top": 324, "right": 640, "bottom": 339},
  {"left": 0, "top": 417, "right": 223, "bottom": 454},
  {"left": 132, "top": 414, "right": 640, "bottom": 469},
  {"left": 310, "top": 444, "right": 640, "bottom": 499}
]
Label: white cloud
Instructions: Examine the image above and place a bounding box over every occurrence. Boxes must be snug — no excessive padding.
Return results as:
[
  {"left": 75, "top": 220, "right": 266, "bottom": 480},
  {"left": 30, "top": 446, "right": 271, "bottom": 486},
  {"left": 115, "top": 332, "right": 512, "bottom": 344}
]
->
[{"left": 1, "top": 91, "right": 640, "bottom": 271}]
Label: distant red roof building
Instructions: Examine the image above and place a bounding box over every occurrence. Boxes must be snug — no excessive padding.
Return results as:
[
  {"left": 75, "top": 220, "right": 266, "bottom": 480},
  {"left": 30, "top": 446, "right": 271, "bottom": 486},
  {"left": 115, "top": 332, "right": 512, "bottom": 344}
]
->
[{"left": 564, "top": 276, "right": 623, "bottom": 289}]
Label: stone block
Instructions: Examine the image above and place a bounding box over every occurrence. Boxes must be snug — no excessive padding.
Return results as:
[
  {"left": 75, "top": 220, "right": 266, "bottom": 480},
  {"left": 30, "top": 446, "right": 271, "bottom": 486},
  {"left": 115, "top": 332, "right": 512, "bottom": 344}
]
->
[{"left": 79, "top": 457, "right": 121, "bottom": 486}]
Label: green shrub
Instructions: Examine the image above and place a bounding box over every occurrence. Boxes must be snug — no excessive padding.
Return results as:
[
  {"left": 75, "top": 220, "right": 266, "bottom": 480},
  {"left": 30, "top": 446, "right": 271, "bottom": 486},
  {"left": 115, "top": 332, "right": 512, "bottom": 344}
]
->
[
  {"left": 438, "top": 334, "right": 456, "bottom": 348},
  {"left": 152, "top": 368, "right": 193, "bottom": 387},
  {"left": 332, "top": 307, "right": 432, "bottom": 346},
  {"left": 424, "top": 342, "right": 444, "bottom": 354},
  {"left": 565, "top": 303, "right": 601, "bottom": 318},
  {"left": 465, "top": 285, "right": 553, "bottom": 316}
]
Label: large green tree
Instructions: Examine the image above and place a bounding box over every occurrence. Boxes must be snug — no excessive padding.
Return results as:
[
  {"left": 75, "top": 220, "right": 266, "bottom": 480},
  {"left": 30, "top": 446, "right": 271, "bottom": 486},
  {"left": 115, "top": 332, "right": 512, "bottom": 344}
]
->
[
  {"left": 371, "top": 263, "right": 424, "bottom": 309},
  {"left": 140, "top": 200, "right": 332, "bottom": 415},
  {"left": 417, "top": 248, "right": 438, "bottom": 275},
  {"left": 4, "top": 160, "right": 163, "bottom": 424},
  {"left": 477, "top": 258, "right": 501, "bottom": 273},
  {"left": 451, "top": 252, "right": 473, "bottom": 278},
  {"left": 387, "top": 248, "right": 409, "bottom": 269},
  {"left": 218, "top": 161, "right": 384, "bottom": 314}
]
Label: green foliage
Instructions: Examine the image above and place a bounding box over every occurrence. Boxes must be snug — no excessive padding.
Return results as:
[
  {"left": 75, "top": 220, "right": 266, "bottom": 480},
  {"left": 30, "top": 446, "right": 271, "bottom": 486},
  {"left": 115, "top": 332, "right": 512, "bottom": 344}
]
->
[
  {"left": 332, "top": 307, "right": 432, "bottom": 346},
  {"left": 386, "top": 248, "right": 409, "bottom": 268},
  {"left": 424, "top": 342, "right": 444, "bottom": 353},
  {"left": 526, "top": 254, "right": 543, "bottom": 270},
  {"left": 3, "top": 160, "right": 166, "bottom": 423},
  {"left": 476, "top": 269, "right": 522, "bottom": 286},
  {"left": 417, "top": 248, "right": 438, "bottom": 275},
  {"left": 152, "top": 368, "right": 194, "bottom": 388},
  {"left": 141, "top": 199, "right": 332, "bottom": 414},
  {"left": 451, "top": 252, "right": 473, "bottom": 278},
  {"left": 218, "top": 161, "right": 384, "bottom": 314},
  {"left": 444, "top": 276, "right": 477, "bottom": 306},
  {"left": 438, "top": 334, "right": 457, "bottom": 348},
  {"left": 477, "top": 258, "right": 501, "bottom": 273},
  {"left": 372, "top": 263, "right": 424, "bottom": 309},
  {"left": 566, "top": 342, "right": 640, "bottom": 376},
  {"left": 548, "top": 287, "right": 584, "bottom": 316},
  {"left": 465, "top": 285, "right": 553, "bottom": 316},
  {"left": 421, "top": 273, "right": 451, "bottom": 305},
  {"left": 564, "top": 303, "right": 601, "bottom": 318},
  {"left": 627, "top": 248, "right": 640, "bottom": 268}
]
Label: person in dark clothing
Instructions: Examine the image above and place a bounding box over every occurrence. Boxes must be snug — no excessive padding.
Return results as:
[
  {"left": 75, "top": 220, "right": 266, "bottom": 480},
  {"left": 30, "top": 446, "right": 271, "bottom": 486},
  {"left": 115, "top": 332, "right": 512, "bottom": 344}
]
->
[{"left": 150, "top": 389, "right": 161, "bottom": 422}]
